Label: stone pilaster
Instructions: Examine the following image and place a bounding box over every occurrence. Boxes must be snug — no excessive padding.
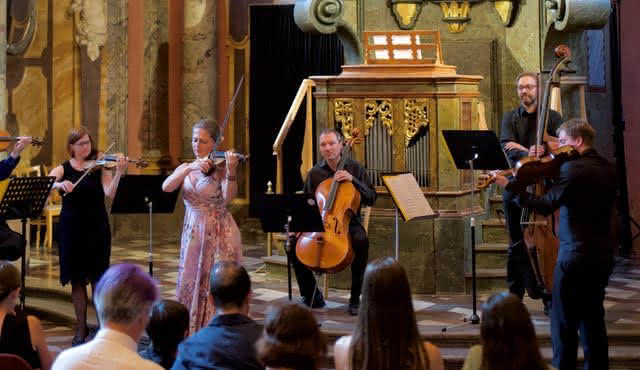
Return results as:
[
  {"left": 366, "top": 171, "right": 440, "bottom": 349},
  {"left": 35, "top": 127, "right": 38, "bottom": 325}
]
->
[
  {"left": 181, "top": 0, "right": 217, "bottom": 159},
  {"left": 106, "top": 0, "right": 128, "bottom": 153}
]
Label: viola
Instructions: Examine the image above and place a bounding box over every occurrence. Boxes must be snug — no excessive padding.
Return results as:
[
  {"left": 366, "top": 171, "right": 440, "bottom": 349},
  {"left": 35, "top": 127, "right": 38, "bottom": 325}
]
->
[
  {"left": 478, "top": 145, "right": 578, "bottom": 191},
  {"left": 0, "top": 130, "right": 44, "bottom": 151},
  {"left": 295, "top": 129, "right": 363, "bottom": 273}
]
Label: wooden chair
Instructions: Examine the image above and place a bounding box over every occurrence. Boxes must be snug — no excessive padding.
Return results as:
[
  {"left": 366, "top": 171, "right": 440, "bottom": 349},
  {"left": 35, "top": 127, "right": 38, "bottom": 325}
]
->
[{"left": 30, "top": 165, "right": 61, "bottom": 249}]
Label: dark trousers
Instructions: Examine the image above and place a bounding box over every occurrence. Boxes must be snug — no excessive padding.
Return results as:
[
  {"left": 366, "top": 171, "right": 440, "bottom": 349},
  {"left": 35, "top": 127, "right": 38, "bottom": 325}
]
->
[
  {"left": 503, "top": 188, "right": 541, "bottom": 299},
  {"left": 288, "top": 222, "right": 369, "bottom": 304},
  {"left": 551, "top": 255, "right": 610, "bottom": 370}
]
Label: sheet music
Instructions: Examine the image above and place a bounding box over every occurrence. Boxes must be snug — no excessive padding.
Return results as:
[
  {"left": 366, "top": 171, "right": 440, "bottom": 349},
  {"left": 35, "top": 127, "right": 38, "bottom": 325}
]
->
[{"left": 381, "top": 173, "right": 435, "bottom": 221}]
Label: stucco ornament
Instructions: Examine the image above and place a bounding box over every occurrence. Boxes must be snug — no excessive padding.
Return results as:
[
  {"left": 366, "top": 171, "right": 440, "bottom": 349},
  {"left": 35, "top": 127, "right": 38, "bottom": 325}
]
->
[{"left": 69, "top": 0, "right": 107, "bottom": 61}]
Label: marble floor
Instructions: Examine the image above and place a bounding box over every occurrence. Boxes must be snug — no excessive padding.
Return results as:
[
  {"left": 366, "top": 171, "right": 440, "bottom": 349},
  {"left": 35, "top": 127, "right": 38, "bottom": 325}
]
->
[{"left": 20, "top": 234, "right": 640, "bottom": 367}]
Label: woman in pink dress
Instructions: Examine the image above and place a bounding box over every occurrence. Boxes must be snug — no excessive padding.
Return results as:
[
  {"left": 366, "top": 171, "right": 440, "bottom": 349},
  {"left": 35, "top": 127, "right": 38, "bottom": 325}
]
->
[{"left": 162, "top": 118, "right": 242, "bottom": 333}]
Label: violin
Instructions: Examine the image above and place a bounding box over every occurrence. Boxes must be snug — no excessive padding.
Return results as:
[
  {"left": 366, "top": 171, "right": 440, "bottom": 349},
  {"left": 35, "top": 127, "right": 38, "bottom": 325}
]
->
[
  {"left": 207, "top": 151, "right": 250, "bottom": 166},
  {"left": 84, "top": 154, "right": 149, "bottom": 170},
  {"left": 0, "top": 130, "right": 44, "bottom": 151},
  {"left": 295, "top": 129, "right": 363, "bottom": 273}
]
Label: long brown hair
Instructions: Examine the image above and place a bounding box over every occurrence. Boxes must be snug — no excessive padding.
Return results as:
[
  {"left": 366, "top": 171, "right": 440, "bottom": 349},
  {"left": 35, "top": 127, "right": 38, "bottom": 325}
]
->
[
  {"left": 480, "top": 292, "right": 547, "bottom": 370},
  {"left": 66, "top": 126, "right": 98, "bottom": 159},
  {"left": 256, "top": 303, "right": 327, "bottom": 370},
  {"left": 350, "top": 257, "right": 429, "bottom": 370}
]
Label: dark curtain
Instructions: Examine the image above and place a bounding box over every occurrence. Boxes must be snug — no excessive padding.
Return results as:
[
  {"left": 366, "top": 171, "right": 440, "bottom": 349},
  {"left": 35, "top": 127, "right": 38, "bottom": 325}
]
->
[{"left": 249, "top": 5, "right": 343, "bottom": 216}]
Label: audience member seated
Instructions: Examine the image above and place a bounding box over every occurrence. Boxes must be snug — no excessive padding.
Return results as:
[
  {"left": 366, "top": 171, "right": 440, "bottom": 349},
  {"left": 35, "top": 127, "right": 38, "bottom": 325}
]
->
[
  {"left": 462, "top": 291, "right": 555, "bottom": 370},
  {"left": 140, "top": 299, "right": 189, "bottom": 369},
  {"left": 52, "top": 264, "right": 162, "bottom": 370},
  {"left": 256, "top": 302, "right": 327, "bottom": 370},
  {"left": 172, "top": 261, "right": 263, "bottom": 370},
  {"left": 334, "top": 257, "right": 444, "bottom": 370},
  {"left": 0, "top": 262, "right": 52, "bottom": 370}
]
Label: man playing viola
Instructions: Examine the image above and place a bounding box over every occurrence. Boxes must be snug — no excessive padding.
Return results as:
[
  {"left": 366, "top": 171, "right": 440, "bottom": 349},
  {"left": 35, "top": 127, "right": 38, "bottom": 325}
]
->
[
  {"left": 289, "top": 128, "right": 376, "bottom": 316},
  {"left": 499, "top": 72, "right": 563, "bottom": 307},
  {"left": 493, "top": 119, "right": 615, "bottom": 370}
]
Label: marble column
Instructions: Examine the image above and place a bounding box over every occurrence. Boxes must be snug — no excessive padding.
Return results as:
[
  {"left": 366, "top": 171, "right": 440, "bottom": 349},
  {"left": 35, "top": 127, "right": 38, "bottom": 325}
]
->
[
  {"left": 169, "top": 0, "right": 184, "bottom": 165},
  {"left": 181, "top": 0, "right": 217, "bottom": 160},
  {"left": 106, "top": 0, "right": 128, "bottom": 153}
]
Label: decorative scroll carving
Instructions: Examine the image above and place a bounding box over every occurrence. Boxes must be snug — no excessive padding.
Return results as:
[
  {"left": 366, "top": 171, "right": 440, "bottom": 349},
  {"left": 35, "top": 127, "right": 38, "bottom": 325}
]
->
[
  {"left": 294, "top": 0, "right": 363, "bottom": 64},
  {"left": 404, "top": 99, "right": 429, "bottom": 146},
  {"left": 334, "top": 98, "right": 354, "bottom": 139},
  {"left": 432, "top": 0, "right": 476, "bottom": 33},
  {"left": 7, "top": 0, "right": 37, "bottom": 55},
  {"left": 69, "top": 0, "right": 107, "bottom": 61},
  {"left": 364, "top": 99, "right": 393, "bottom": 136}
]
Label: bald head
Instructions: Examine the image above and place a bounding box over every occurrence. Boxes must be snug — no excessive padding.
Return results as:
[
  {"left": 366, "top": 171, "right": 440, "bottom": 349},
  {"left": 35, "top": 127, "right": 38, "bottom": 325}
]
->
[{"left": 209, "top": 261, "right": 251, "bottom": 309}]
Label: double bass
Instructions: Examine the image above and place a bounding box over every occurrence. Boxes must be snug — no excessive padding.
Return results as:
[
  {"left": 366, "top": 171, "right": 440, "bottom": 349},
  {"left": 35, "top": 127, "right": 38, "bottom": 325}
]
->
[
  {"left": 520, "top": 45, "right": 574, "bottom": 296},
  {"left": 295, "top": 129, "right": 362, "bottom": 273}
]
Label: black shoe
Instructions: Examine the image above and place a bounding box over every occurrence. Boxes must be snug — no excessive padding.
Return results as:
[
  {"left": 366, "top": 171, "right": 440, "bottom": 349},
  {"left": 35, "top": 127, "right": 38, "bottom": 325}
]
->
[
  {"left": 348, "top": 302, "right": 359, "bottom": 316},
  {"left": 302, "top": 294, "right": 326, "bottom": 309}
]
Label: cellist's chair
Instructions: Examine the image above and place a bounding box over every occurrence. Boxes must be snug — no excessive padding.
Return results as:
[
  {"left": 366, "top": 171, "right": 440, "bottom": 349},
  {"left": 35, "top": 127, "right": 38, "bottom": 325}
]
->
[
  {"left": 30, "top": 165, "right": 61, "bottom": 249},
  {"left": 323, "top": 206, "right": 372, "bottom": 299}
]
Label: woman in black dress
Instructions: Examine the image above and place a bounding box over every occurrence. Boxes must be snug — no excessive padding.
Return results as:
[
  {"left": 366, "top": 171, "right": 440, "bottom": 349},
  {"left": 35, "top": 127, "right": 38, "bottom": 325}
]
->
[{"left": 48, "top": 127, "right": 127, "bottom": 345}]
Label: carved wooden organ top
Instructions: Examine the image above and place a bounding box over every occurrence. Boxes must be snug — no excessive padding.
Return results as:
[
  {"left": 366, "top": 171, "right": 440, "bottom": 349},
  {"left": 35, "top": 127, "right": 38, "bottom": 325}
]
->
[{"left": 310, "top": 31, "right": 483, "bottom": 194}]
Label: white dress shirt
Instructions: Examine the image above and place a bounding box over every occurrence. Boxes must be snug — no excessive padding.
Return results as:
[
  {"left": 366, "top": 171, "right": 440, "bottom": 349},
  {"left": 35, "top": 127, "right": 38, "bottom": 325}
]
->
[{"left": 52, "top": 328, "right": 163, "bottom": 370}]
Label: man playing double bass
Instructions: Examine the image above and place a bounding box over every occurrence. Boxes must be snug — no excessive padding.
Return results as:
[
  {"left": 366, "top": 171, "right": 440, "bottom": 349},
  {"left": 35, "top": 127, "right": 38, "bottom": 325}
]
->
[
  {"left": 499, "top": 72, "right": 563, "bottom": 307},
  {"left": 289, "top": 128, "right": 376, "bottom": 316},
  {"left": 494, "top": 119, "right": 615, "bottom": 370}
]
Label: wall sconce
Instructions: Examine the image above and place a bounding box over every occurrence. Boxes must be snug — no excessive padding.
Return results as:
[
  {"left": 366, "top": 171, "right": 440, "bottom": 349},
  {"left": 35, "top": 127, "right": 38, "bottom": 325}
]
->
[
  {"left": 431, "top": 0, "right": 482, "bottom": 33},
  {"left": 387, "top": 0, "right": 426, "bottom": 30}
]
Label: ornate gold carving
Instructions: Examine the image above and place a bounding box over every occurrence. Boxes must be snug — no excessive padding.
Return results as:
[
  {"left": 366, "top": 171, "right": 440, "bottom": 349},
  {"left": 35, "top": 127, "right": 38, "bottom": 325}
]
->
[
  {"left": 437, "top": 1, "right": 471, "bottom": 33},
  {"left": 388, "top": 0, "right": 425, "bottom": 30},
  {"left": 493, "top": 1, "right": 515, "bottom": 26},
  {"left": 404, "top": 99, "right": 429, "bottom": 146},
  {"left": 334, "top": 99, "right": 354, "bottom": 139},
  {"left": 364, "top": 99, "right": 393, "bottom": 136}
]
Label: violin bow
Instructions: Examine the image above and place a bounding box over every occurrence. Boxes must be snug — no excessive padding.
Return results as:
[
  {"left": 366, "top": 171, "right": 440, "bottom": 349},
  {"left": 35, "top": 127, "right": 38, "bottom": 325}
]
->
[{"left": 210, "top": 75, "right": 245, "bottom": 158}]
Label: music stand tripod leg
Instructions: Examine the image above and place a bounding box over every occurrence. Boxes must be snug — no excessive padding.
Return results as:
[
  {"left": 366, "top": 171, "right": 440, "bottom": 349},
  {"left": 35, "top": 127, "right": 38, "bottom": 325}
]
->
[
  {"left": 284, "top": 216, "right": 293, "bottom": 301},
  {"left": 442, "top": 155, "right": 481, "bottom": 332}
]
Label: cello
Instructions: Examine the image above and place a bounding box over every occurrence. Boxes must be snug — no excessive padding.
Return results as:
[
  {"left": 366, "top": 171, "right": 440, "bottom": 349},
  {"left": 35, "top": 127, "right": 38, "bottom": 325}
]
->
[
  {"left": 520, "top": 45, "right": 574, "bottom": 296},
  {"left": 295, "top": 129, "right": 363, "bottom": 273}
]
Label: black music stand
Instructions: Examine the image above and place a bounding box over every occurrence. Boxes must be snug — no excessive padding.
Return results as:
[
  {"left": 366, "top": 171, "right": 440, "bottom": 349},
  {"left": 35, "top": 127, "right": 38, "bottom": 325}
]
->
[
  {"left": 441, "top": 130, "right": 510, "bottom": 330},
  {"left": 0, "top": 176, "right": 55, "bottom": 311},
  {"left": 111, "top": 175, "right": 180, "bottom": 276},
  {"left": 258, "top": 193, "right": 324, "bottom": 301}
]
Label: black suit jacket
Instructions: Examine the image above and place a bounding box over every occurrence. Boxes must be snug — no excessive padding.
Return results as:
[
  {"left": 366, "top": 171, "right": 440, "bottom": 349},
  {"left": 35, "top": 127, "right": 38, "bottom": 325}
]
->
[{"left": 507, "top": 149, "right": 616, "bottom": 263}]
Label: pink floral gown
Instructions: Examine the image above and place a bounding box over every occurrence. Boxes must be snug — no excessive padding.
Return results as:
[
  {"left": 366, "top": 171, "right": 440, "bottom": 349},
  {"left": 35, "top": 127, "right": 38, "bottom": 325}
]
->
[{"left": 176, "top": 169, "right": 242, "bottom": 333}]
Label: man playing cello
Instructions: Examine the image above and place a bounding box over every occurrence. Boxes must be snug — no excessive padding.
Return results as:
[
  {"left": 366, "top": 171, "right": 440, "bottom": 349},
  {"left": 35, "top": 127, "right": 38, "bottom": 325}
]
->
[{"left": 289, "top": 128, "right": 376, "bottom": 316}]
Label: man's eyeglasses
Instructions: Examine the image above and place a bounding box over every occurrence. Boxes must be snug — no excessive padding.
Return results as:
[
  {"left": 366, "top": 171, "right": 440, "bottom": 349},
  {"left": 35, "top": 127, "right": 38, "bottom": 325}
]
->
[{"left": 517, "top": 84, "right": 536, "bottom": 91}]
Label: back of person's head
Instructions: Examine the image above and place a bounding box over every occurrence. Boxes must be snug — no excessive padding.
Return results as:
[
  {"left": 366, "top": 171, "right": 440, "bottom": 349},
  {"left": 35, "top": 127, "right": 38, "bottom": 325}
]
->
[
  {"left": 480, "top": 292, "right": 547, "bottom": 370},
  {"left": 147, "top": 300, "right": 189, "bottom": 357},
  {"left": 256, "top": 303, "right": 327, "bottom": 370},
  {"left": 351, "top": 257, "right": 429, "bottom": 370},
  {"left": 209, "top": 261, "right": 251, "bottom": 309},
  {"left": 94, "top": 264, "right": 159, "bottom": 325},
  {"left": 0, "top": 262, "right": 20, "bottom": 304}
]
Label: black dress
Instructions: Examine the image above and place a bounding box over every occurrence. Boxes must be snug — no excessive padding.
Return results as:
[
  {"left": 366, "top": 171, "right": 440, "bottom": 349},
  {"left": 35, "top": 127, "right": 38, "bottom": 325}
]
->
[
  {"left": 57, "top": 161, "right": 111, "bottom": 285},
  {"left": 0, "top": 313, "right": 41, "bottom": 369}
]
